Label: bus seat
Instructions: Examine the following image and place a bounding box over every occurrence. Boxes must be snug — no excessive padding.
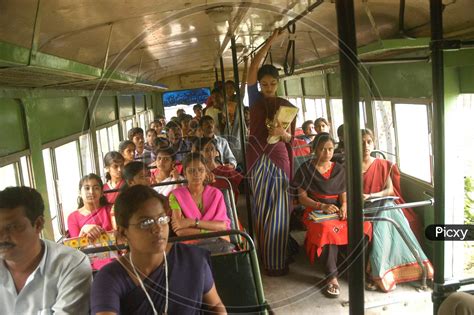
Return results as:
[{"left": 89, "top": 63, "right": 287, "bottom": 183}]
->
[{"left": 215, "top": 176, "right": 243, "bottom": 245}]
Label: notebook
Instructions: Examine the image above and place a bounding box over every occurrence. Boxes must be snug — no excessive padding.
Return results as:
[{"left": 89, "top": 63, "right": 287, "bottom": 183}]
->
[
  {"left": 307, "top": 210, "right": 340, "bottom": 222},
  {"left": 63, "top": 232, "right": 118, "bottom": 261},
  {"left": 267, "top": 106, "right": 299, "bottom": 144}
]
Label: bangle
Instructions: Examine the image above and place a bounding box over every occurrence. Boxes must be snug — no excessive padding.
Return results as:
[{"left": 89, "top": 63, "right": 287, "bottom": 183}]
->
[{"left": 195, "top": 218, "right": 200, "bottom": 228}]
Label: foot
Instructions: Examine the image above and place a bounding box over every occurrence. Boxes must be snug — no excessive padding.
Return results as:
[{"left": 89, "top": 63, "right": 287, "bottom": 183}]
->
[{"left": 325, "top": 278, "right": 340, "bottom": 298}]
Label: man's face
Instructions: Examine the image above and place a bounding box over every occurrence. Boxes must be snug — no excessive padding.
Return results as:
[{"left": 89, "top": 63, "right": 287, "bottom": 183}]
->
[{"left": 0, "top": 207, "right": 43, "bottom": 262}]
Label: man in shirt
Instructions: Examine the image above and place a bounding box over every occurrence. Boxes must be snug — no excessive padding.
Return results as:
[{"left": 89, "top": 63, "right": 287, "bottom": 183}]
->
[
  {"left": 166, "top": 121, "right": 191, "bottom": 162},
  {"left": 199, "top": 115, "right": 237, "bottom": 168},
  {"left": 0, "top": 186, "right": 92, "bottom": 314},
  {"left": 128, "top": 127, "right": 154, "bottom": 165}
]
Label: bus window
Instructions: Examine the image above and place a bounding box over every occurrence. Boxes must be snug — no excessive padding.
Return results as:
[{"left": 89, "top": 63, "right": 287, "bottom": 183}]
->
[
  {"left": 79, "top": 134, "right": 94, "bottom": 176},
  {"left": 373, "top": 100, "right": 397, "bottom": 163},
  {"left": 122, "top": 118, "right": 134, "bottom": 139},
  {"left": 107, "top": 124, "right": 120, "bottom": 153},
  {"left": 138, "top": 112, "right": 146, "bottom": 131},
  {"left": 394, "top": 103, "right": 431, "bottom": 182},
  {"left": 303, "top": 98, "right": 327, "bottom": 122},
  {"left": 42, "top": 149, "right": 62, "bottom": 241},
  {"left": 288, "top": 97, "right": 304, "bottom": 127},
  {"left": 54, "top": 141, "right": 82, "bottom": 231},
  {"left": 19, "top": 156, "right": 31, "bottom": 186},
  {"left": 0, "top": 163, "right": 19, "bottom": 190}
]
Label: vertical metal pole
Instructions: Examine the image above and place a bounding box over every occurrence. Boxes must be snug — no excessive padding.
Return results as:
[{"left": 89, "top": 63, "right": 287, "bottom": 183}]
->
[
  {"left": 335, "top": 1, "right": 365, "bottom": 314},
  {"left": 430, "top": 0, "right": 446, "bottom": 313},
  {"left": 231, "top": 35, "right": 253, "bottom": 237},
  {"left": 220, "top": 57, "right": 230, "bottom": 134}
]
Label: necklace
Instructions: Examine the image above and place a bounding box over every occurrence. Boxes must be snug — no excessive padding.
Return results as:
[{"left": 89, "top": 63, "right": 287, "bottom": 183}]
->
[{"left": 129, "top": 251, "right": 168, "bottom": 315}]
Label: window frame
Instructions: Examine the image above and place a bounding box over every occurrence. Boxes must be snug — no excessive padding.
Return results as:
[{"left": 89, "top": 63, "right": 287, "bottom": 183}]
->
[
  {"left": 0, "top": 150, "right": 32, "bottom": 187},
  {"left": 41, "top": 131, "right": 91, "bottom": 240},
  {"left": 371, "top": 97, "right": 433, "bottom": 184}
]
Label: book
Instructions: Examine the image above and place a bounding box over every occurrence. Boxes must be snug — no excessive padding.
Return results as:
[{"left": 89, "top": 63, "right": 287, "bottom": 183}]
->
[
  {"left": 307, "top": 210, "right": 340, "bottom": 222},
  {"left": 63, "top": 231, "right": 118, "bottom": 261},
  {"left": 266, "top": 106, "right": 299, "bottom": 144}
]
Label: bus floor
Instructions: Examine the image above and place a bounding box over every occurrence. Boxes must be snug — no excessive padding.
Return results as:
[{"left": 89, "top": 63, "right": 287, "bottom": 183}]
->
[{"left": 235, "top": 195, "right": 433, "bottom": 315}]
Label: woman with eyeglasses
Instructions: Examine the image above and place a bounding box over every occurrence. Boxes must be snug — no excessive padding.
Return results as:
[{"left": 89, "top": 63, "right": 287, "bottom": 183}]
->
[
  {"left": 169, "top": 153, "right": 231, "bottom": 240},
  {"left": 91, "top": 185, "right": 226, "bottom": 314}
]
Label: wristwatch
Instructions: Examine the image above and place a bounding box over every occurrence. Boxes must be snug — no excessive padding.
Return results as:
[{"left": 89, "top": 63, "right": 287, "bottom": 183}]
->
[{"left": 195, "top": 218, "right": 200, "bottom": 228}]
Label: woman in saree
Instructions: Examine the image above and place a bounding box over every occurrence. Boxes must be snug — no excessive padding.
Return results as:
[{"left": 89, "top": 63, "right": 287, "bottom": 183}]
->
[
  {"left": 361, "top": 128, "right": 433, "bottom": 292},
  {"left": 91, "top": 185, "right": 226, "bottom": 314},
  {"left": 247, "top": 28, "right": 296, "bottom": 276},
  {"left": 169, "top": 152, "right": 231, "bottom": 238},
  {"left": 68, "top": 173, "right": 114, "bottom": 269},
  {"left": 293, "top": 133, "right": 372, "bottom": 297}
]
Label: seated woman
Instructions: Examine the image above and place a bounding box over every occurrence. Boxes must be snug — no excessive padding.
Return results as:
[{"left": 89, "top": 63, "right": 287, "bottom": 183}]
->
[
  {"left": 293, "top": 133, "right": 372, "bottom": 298},
  {"left": 122, "top": 161, "right": 151, "bottom": 189},
  {"left": 152, "top": 147, "right": 184, "bottom": 196},
  {"left": 67, "top": 174, "right": 114, "bottom": 269},
  {"left": 169, "top": 153, "right": 231, "bottom": 244},
  {"left": 119, "top": 140, "right": 136, "bottom": 166},
  {"left": 90, "top": 185, "right": 227, "bottom": 315},
  {"left": 361, "top": 128, "right": 433, "bottom": 292},
  {"left": 192, "top": 137, "right": 243, "bottom": 200},
  {"left": 102, "top": 151, "right": 125, "bottom": 204}
]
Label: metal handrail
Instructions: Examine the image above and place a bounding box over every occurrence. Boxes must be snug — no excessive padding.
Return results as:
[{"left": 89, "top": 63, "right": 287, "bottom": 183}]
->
[{"left": 103, "top": 179, "right": 188, "bottom": 194}]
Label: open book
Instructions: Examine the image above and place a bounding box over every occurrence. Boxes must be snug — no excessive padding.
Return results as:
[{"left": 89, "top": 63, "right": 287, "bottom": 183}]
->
[
  {"left": 307, "top": 210, "right": 340, "bottom": 223},
  {"left": 267, "top": 106, "right": 299, "bottom": 144}
]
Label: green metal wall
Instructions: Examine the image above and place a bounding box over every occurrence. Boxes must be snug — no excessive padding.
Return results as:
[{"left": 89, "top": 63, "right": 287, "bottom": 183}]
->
[
  {"left": 459, "top": 66, "right": 474, "bottom": 93},
  {"left": 0, "top": 99, "right": 27, "bottom": 156},
  {"left": 302, "top": 75, "right": 325, "bottom": 96},
  {"left": 35, "top": 97, "right": 89, "bottom": 144},
  {"left": 135, "top": 95, "right": 145, "bottom": 112},
  {"left": 94, "top": 96, "right": 117, "bottom": 127},
  {"left": 118, "top": 95, "right": 134, "bottom": 117}
]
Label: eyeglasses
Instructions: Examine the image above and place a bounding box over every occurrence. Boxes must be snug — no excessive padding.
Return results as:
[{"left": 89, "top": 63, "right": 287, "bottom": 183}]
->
[{"left": 129, "top": 216, "right": 170, "bottom": 230}]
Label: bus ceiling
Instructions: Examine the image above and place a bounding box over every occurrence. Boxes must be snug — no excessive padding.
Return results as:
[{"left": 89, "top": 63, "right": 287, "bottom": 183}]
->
[{"left": 0, "top": 0, "right": 473, "bottom": 90}]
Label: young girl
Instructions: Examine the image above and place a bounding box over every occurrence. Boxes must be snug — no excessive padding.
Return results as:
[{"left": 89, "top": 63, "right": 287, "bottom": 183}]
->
[
  {"left": 68, "top": 174, "right": 114, "bottom": 269},
  {"left": 119, "top": 140, "right": 136, "bottom": 165},
  {"left": 102, "top": 151, "right": 125, "bottom": 204},
  {"left": 121, "top": 161, "right": 151, "bottom": 188},
  {"left": 152, "top": 147, "right": 184, "bottom": 196},
  {"left": 193, "top": 137, "right": 243, "bottom": 200}
]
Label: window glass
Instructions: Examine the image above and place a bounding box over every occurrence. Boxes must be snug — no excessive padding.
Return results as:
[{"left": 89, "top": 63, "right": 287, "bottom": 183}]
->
[
  {"left": 96, "top": 127, "right": 109, "bottom": 177},
  {"left": 288, "top": 97, "right": 304, "bottom": 127},
  {"left": 330, "top": 99, "right": 343, "bottom": 138},
  {"left": 330, "top": 99, "right": 366, "bottom": 138},
  {"left": 303, "top": 98, "right": 327, "bottom": 124},
  {"left": 19, "top": 156, "right": 31, "bottom": 186},
  {"left": 107, "top": 124, "right": 120, "bottom": 152},
  {"left": 42, "top": 149, "right": 60, "bottom": 237},
  {"left": 0, "top": 163, "right": 19, "bottom": 190},
  {"left": 394, "top": 103, "right": 431, "bottom": 182},
  {"left": 125, "top": 119, "right": 133, "bottom": 138},
  {"left": 373, "top": 101, "right": 396, "bottom": 163},
  {"left": 79, "top": 134, "right": 94, "bottom": 176},
  {"left": 139, "top": 113, "right": 146, "bottom": 131},
  {"left": 54, "top": 141, "right": 82, "bottom": 230}
]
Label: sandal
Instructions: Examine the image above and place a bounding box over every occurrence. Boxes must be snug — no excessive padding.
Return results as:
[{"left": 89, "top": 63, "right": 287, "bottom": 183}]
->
[
  {"left": 325, "top": 283, "right": 340, "bottom": 298},
  {"left": 365, "top": 282, "right": 377, "bottom": 291}
]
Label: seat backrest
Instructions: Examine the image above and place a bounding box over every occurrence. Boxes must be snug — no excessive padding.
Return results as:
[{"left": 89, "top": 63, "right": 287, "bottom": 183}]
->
[
  {"left": 211, "top": 252, "right": 267, "bottom": 314},
  {"left": 219, "top": 187, "right": 240, "bottom": 244}
]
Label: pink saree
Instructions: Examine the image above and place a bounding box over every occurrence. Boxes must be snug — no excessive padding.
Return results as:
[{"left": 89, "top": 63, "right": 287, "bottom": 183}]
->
[{"left": 171, "top": 185, "right": 231, "bottom": 229}]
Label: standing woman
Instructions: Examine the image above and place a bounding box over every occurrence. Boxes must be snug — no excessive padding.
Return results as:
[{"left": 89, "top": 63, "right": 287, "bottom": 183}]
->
[
  {"left": 102, "top": 151, "right": 125, "bottom": 204},
  {"left": 246, "top": 29, "right": 296, "bottom": 276}
]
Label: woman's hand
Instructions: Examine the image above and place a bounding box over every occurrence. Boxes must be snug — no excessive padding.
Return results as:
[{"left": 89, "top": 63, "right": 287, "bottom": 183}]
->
[
  {"left": 339, "top": 204, "right": 347, "bottom": 220},
  {"left": 320, "top": 203, "right": 339, "bottom": 215},
  {"left": 170, "top": 166, "right": 180, "bottom": 180},
  {"left": 79, "top": 224, "right": 105, "bottom": 241},
  {"left": 204, "top": 171, "right": 216, "bottom": 184},
  {"left": 363, "top": 193, "right": 371, "bottom": 201},
  {"left": 171, "top": 217, "right": 195, "bottom": 232},
  {"left": 268, "top": 28, "right": 285, "bottom": 45}
]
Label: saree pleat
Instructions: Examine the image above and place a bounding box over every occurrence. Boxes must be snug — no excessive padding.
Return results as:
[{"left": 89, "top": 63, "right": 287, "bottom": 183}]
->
[
  {"left": 368, "top": 201, "right": 434, "bottom": 292},
  {"left": 250, "top": 155, "right": 290, "bottom": 271}
]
